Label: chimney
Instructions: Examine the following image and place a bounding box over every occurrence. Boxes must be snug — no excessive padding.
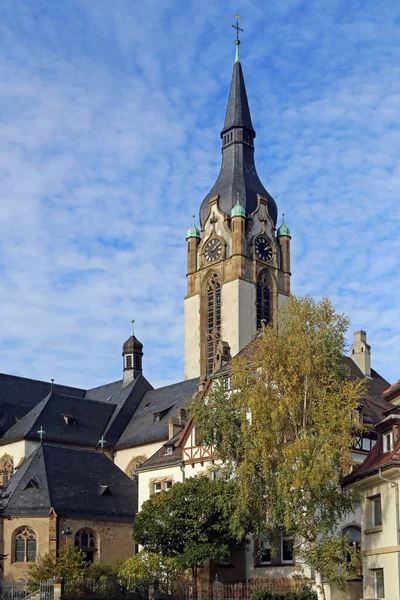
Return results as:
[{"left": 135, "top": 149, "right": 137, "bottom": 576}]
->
[{"left": 350, "top": 330, "right": 371, "bottom": 377}]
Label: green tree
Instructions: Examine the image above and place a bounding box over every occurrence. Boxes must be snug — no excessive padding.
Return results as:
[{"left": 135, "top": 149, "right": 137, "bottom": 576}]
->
[
  {"left": 119, "top": 551, "right": 180, "bottom": 595},
  {"left": 190, "top": 295, "right": 365, "bottom": 600},
  {"left": 27, "top": 541, "right": 88, "bottom": 591},
  {"left": 133, "top": 476, "right": 244, "bottom": 591}
]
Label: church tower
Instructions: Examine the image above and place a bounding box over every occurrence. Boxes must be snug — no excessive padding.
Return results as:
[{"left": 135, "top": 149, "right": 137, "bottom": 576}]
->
[{"left": 184, "top": 33, "right": 291, "bottom": 381}]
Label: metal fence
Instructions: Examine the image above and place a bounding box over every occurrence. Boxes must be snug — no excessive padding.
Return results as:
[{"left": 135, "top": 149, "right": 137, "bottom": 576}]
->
[
  {"left": 0, "top": 581, "right": 27, "bottom": 600},
  {"left": 0, "top": 580, "right": 54, "bottom": 600},
  {"left": 39, "top": 580, "right": 54, "bottom": 600},
  {"left": 169, "top": 578, "right": 309, "bottom": 600}
]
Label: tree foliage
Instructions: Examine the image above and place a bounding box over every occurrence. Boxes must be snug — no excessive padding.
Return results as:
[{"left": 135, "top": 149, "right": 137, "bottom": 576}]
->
[
  {"left": 118, "top": 551, "right": 180, "bottom": 593},
  {"left": 133, "top": 476, "right": 244, "bottom": 578},
  {"left": 190, "top": 296, "right": 366, "bottom": 598},
  {"left": 28, "top": 541, "right": 88, "bottom": 591}
]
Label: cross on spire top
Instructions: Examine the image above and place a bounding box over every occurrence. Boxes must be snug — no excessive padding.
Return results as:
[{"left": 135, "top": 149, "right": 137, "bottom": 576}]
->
[{"left": 232, "top": 14, "right": 243, "bottom": 41}]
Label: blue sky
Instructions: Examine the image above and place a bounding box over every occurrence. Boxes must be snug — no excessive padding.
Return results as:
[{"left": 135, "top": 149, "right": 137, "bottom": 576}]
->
[{"left": 0, "top": 0, "right": 399, "bottom": 389}]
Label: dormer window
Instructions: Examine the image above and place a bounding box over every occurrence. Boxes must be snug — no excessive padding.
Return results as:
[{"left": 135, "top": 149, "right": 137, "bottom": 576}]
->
[
  {"left": 165, "top": 446, "right": 173, "bottom": 455},
  {"left": 382, "top": 431, "right": 393, "bottom": 453},
  {"left": 62, "top": 415, "right": 76, "bottom": 427},
  {"left": 153, "top": 413, "right": 160, "bottom": 422}
]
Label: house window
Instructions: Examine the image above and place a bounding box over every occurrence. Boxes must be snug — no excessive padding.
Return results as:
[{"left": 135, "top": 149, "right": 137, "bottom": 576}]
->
[
  {"left": 153, "top": 482, "right": 162, "bottom": 494},
  {"left": 259, "top": 538, "right": 272, "bottom": 565},
  {"left": 382, "top": 431, "right": 393, "bottom": 453},
  {"left": 256, "top": 272, "right": 271, "bottom": 329},
  {"left": 343, "top": 525, "right": 361, "bottom": 562},
  {"left": 210, "top": 469, "right": 220, "bottom": 481},
  {"left": 369, "top": 495, "right": 382, "bottom": 528},
  {"left": 281, "top": 537, "right": 294, "bottom": 563},
  {"left": 165, "top": 480, "right": 173, "bottom": 490},
  {"left": 218, "top": 552, "right": 231, "bottom": 566},
  {"left": 372, "top": 568, "right": 385, "bottom": 599},
  {"left": 165, "top": 447, "right": 173, "bottom": 455},
  {"left": 14, "top": 527, "right": 37, "bottom": 562},
  {"left": 75, "top": 529, "right": 96, "bottom": 562},
  {"left": 153, "top": 413, "right": 160, "bottom": 422},
  {"left": 206, "top": 273, "right": 221, "bottom": 376}
]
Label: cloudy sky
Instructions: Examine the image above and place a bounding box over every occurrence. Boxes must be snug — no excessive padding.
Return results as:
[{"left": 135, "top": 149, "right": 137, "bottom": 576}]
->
[{"left": 0, "top": 0, "right": 399, "bottom": 389}]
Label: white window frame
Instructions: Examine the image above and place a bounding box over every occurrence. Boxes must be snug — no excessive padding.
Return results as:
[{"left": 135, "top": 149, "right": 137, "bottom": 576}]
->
[
  {"left": 370, "top": 495, "right": 382, "bottom": 528},
  {"left": 153, "top": 482, "right": 162, "bottom": 494},
  {"left": 372, "top": 568, "right": 385, "bottom": 599},
  {"left": 281, "top": 537, "right": 294, "bottom": 564},
  {"left": 382, "top": 431, "right": 393, "bottom": 453}
]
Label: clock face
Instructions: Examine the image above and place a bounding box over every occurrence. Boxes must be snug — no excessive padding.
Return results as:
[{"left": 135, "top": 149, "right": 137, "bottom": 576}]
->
[
  {"left": 255, "top": 236, "right": 273, "bottom": 262},
  {"left": 204, "top": 238, "right": 223, "bottom": 262}
]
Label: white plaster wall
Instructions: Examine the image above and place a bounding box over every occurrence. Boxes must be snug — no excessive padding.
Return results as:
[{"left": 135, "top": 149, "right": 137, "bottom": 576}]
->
[
  {"left": 0, "top": 439, "right": 39, "bottom": 470},
  {"left": 138, "top": 464, "right": 183, "bottom": 509},
  {"left": 114, "top": 441, "right": 164, "bottom": 474},
  {"left": 364, "top": 553, "right": 399, "bottom": 600},
  {"left": 184, "top": 294, "right": 201, "bottom": 380},
  {"left": 222, "top": 279, "right": 256, "bottom": 357}
]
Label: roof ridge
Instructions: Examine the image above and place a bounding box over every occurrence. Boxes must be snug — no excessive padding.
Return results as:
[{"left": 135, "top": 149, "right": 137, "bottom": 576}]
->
[{"left": 0, "top": 372, "right": 85, "bottom": 392}]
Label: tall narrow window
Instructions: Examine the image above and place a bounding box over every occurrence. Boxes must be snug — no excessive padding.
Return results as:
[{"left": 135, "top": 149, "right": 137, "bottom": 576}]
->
[
  {"left": 206, "top": 273, "right": 221, "bottom": 375},
  {"left": 14, "top": 528, "right": 37, "bottom": 562},
  {"left": 75, "top": 528, "right": 96, "bottom": 562},
  {"left": 257, "top": 272, "right": 271, "bottom": 329}
]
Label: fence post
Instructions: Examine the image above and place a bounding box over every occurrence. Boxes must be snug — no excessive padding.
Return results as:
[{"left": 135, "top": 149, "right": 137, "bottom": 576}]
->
[
  {"left": 148, "top": 579, "right": 159, "bottom": 600},
  {"left": 54, "top": 577, "right": 64, "bottom": 600}
]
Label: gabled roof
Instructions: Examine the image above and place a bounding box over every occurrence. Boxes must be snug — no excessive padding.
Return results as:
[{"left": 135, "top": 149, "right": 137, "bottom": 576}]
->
[
  {"left": 4, "top": 444, "right": 137, "bottom": 519},
  {"left": 0, "top": 373, "right": 85, "bottom": 435},
  {"left": 0, "top": 392, "right": 116, "bottom": 447},
  {"left": 344, "top": 412, "right": 400, "bottom": 485},
  {"left": 115, "top": 377, "right": 199, "bottom": 449}
]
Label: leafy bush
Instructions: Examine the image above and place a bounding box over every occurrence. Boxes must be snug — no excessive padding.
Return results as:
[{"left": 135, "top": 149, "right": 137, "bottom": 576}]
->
[
  {"left": 28, "top": 542, "right": 88, "bottom": 592},
  {"left": 250, "top": 590, "right": 317, "bottom": 600},
  {"left": 118, "top": 550, "right": 181, "bottom": 595}
]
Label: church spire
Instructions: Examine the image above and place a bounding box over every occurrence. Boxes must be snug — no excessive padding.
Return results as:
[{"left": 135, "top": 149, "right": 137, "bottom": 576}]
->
[
  {"left": 199, "top": 25, "right": 277, "bottom": 227},
  {"left": 222, "top": 36, "right": 254, "bottom": 135}
]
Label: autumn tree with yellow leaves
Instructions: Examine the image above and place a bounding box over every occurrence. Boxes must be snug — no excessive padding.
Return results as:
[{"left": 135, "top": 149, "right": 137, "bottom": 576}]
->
[{"left": 190, "top": 296, "right": 366, "bottom": 600}]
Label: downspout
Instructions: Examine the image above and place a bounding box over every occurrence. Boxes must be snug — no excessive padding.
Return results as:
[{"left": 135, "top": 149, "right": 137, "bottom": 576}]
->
[
  {"left": 180, "top": 461, "right": 185, "bottom": 483},
  {"left": 378, "top": 468, "right": 400, "bottom": 596}
]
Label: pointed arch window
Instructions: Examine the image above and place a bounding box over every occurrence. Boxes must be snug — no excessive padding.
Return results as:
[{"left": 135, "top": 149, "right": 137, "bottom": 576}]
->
[
  {"left": 206, "top": 273, "right": 221, "bottom": 376},
  {"left": 75, "top": 528, "right": 97, "bottom": 562},
  {"left": 14, "top": 527, "right": 37, "bottom": 562},
  {"left": 256, "top": 272, "right": 271, "bottom": 329}
]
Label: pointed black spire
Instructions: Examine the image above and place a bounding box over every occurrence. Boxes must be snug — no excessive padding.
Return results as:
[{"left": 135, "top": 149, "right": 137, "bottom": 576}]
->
[
  {"left": 222, "top": 51, "right": 254, "bottom": 135},
  {"left": 199, "top": 41, "right": 277, "bottom": 227}
]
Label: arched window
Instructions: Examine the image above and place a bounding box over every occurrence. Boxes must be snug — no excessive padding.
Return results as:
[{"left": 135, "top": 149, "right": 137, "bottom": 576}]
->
[
  {"left": 14, "top": 527, "right": 37, "bottom": 562},
  {"left": 126, "top": 456, "right": 147, "bottom": 484},
  {"left": 343, "top": 525, "right": 361, "bottom": 562},
  {"left": 0, "top": 454, "right": 14, "bottom": 486},
  {"left": 256, "top": 272, "right": 271, "bottom": 329},
  {"left": 75, "top": 528, "right": 97, "bottom": 562},
  {"left": 206, "top": 273, "right": 221, "bottom": 376}
]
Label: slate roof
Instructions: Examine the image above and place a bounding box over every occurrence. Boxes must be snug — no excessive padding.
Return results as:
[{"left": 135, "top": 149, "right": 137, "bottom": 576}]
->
[
  {"left": 0, "top": 373, "right": 85, "bottom": 435},
  {"left": 0, "top": 392, "right": 116, "bottom": 447},
  {"left": 199, "top": 55, "right": 278, "bottom": 226},
  {"left": 4, "top": 444, "right": 137, "bottom": 520},
  {"left": 137, "top": 438, "right": 183, "bottom": 471},
  {"left": 115, "top": 378, "right": 199, "bottom": 449}
]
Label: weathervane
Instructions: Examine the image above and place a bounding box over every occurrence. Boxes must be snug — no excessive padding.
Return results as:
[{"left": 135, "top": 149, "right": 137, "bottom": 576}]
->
[
  {"left": 131, "top": 319, "right": 135, "bottom": 336},
  {"left": 232, "top": 14, "right": 243, "bottom": 41}
]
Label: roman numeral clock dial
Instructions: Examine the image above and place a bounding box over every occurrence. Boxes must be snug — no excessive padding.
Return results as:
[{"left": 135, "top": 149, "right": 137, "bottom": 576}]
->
[
  {"left": 204, "top": 238, "right": 223, "bottom": 262},
  {"left": 255, "top": 236, "right": 273, "bottom": 262}
]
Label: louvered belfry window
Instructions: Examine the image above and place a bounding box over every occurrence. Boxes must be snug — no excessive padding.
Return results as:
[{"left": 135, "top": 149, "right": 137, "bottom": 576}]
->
[
  {"left": 256, "top": 272, "right": 271, "bottom": 329},
  {"left": 206, "top": 273, "right": 221, "bottom": 376}
]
